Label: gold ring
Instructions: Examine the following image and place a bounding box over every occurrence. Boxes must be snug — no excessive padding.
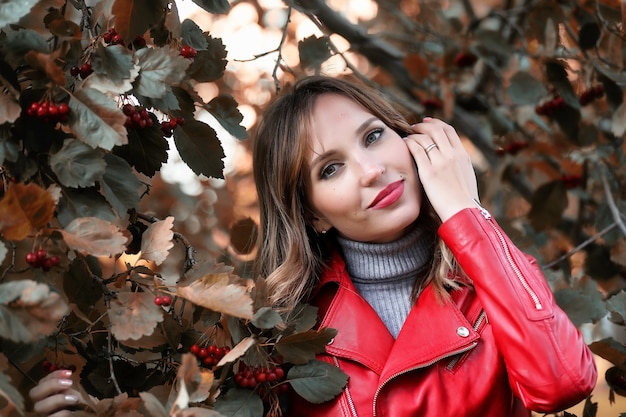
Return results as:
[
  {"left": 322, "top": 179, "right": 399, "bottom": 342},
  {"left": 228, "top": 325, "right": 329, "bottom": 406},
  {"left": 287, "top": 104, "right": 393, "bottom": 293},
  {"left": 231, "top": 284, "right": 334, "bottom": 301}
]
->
[{"left": 424, "top": 143, "right": 438, "bottom": 153}]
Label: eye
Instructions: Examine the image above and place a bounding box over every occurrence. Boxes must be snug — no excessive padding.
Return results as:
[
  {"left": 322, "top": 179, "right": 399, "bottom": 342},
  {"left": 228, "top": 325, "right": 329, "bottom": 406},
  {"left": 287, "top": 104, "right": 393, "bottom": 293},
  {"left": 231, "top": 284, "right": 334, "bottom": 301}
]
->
[
  {"left": 365, "top": 128, "right": 384, "bottom": 146},
  {"left": 320, "top": 162, "right": 340, "bottom": 179}
]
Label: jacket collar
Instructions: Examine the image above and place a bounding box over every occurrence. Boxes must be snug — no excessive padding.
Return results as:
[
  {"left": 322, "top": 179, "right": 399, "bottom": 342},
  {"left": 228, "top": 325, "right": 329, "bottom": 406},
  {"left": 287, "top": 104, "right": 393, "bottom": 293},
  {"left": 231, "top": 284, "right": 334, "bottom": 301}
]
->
[{"left": 315, "top": 251, "right": 479, "bottom": 377}]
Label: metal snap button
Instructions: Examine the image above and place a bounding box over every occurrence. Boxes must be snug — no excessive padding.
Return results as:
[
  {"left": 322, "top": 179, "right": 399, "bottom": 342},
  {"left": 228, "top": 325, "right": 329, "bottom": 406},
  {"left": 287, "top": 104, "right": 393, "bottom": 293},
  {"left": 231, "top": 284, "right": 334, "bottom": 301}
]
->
[{"left": 457, "top": 326, "right": 470, "bottom": 337}]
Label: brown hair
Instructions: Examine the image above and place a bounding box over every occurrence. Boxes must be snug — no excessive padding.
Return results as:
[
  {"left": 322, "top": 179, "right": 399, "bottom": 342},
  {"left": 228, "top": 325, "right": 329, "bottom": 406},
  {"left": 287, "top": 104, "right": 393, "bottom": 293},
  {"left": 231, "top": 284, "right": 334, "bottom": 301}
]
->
[{"left": 252, "top": 75, "right": 460, "bottom": 311}]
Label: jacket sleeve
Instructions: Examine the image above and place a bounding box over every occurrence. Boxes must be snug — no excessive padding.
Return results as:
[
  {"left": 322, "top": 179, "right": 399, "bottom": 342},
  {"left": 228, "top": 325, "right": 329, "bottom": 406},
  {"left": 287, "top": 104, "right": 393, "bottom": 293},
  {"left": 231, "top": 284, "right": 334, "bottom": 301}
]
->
[{"left": 438, "top": 207, "right": 597, "bottom": 412}]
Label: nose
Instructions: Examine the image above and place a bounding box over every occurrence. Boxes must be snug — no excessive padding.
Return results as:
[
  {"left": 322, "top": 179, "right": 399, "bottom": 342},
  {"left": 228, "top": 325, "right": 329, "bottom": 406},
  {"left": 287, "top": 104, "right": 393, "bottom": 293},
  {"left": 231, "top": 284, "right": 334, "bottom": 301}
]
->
[{"left": 357, "top": 157, "right": 384, "bottom": 186}]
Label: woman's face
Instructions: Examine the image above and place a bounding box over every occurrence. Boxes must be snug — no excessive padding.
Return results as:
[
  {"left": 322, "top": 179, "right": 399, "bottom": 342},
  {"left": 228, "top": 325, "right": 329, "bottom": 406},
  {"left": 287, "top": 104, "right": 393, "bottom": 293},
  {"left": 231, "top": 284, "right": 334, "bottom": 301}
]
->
[{"left": 305, "top": 93, "right": 423, "bottom": 243}]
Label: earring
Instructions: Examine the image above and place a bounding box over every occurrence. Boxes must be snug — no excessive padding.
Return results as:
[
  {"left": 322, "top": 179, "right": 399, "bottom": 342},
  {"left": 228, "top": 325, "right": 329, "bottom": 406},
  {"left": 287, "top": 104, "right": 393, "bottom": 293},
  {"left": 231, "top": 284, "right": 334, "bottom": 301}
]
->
[{"left": 321, "top": 229, "right": 327, "bottom": 234}]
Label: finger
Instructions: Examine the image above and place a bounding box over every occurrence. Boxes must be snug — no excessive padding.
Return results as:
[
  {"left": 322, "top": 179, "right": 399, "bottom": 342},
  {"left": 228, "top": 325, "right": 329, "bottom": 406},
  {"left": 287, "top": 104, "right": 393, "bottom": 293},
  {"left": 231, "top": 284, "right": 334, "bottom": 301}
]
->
[
  {"left": 32, "top": 391, "right": 80, "bottom": 417},
  {"left": 29, "top": 370, "right": 74, "bottom": 402},
  {"left": 413, "top": 118, "right": 464, "bottom": 151},
  {"left": 404, "top": 134, "right": 435, "bottom": 168}
]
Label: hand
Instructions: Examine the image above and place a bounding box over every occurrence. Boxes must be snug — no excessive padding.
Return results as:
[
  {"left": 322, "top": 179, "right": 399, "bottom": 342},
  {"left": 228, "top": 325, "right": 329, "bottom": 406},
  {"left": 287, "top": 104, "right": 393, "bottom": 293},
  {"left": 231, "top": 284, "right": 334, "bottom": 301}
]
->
[
  {"left": 404, "top": 118, "right": 479, "bottom": 222},
  {"left": 29, "top": 369, "right": 85, "bottom": 417}
]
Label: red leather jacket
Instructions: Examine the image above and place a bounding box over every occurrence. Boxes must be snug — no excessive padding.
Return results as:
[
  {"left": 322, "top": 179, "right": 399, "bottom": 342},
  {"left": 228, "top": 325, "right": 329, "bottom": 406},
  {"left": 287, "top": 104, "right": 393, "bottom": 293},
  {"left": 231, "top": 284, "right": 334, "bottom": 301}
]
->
[{"left": 287, "top": 208, "right": 597, "bottom": 417}]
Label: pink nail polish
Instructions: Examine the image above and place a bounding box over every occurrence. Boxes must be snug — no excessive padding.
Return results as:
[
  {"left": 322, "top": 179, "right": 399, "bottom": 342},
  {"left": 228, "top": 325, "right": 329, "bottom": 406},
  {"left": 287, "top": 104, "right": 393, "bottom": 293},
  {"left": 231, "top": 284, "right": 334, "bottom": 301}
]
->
[
  {"left": 64, "top": 394, "right": 78, "bottom": 403},
  {"left": 59, "top": 379, "right": 73, "bottom": 386}
]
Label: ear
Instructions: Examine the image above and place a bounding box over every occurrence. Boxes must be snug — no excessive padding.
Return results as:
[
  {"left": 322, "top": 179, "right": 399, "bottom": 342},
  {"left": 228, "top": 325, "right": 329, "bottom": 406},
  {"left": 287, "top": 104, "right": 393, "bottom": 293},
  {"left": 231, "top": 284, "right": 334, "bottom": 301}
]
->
[{"left": 311, "top": 216, "right": 332, "bottom": 234}]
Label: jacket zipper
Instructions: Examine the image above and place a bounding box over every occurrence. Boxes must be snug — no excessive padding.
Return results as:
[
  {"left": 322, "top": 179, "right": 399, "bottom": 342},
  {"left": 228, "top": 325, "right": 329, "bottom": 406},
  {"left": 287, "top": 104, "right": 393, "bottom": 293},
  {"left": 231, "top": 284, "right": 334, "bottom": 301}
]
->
[
  {"left": 473, "top": 199, "right": 543, "bottom": 310},
  {"left": 333, "top": 356, "right": 359, "bottom": 417},
  {"left": 446, "top": 309, "right": 486, "bottom": 370},
  {"left": 372, "top": 343, "right": 477, "bottom": 416}
]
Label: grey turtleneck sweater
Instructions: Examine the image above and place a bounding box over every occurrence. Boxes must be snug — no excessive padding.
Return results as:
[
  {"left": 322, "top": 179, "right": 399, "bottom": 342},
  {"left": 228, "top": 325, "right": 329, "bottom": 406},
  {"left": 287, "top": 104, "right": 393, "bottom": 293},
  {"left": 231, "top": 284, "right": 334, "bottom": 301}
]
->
[{"left": 336, "top": 227, "right": 431, "bottom": 338}]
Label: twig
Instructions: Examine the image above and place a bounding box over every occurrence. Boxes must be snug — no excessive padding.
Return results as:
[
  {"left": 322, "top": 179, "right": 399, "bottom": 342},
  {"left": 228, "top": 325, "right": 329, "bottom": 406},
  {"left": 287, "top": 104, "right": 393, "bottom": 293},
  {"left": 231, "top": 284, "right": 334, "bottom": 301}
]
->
[
  {"left": 107, "top": 325, "right": 123, "bottom": 395},
  {"left": 541, "top": 222, "right": 618, "bottom": 270},
  {"left": 601, "top": 168, "right": 626, "bottom": 237}
]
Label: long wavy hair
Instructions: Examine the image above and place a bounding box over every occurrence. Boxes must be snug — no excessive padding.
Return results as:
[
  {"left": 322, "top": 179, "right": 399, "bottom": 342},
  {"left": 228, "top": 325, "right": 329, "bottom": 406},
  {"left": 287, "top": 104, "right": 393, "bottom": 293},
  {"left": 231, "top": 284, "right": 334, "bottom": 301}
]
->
[{"left": 252, "top": 75, "right": 461, "bottom": 311}]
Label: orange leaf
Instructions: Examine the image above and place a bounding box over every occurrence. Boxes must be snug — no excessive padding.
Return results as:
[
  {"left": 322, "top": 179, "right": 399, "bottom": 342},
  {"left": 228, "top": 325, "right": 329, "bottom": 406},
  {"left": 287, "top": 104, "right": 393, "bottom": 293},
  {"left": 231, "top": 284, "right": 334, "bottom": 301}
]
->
[{"left": 0, "top": 183, "right": 55, "bottom": 241}]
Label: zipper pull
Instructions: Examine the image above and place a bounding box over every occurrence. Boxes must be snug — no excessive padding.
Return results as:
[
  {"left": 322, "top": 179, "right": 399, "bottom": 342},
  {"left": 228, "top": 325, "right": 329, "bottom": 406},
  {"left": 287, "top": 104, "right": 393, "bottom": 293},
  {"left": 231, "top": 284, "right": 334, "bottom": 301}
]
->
[{"left": 472, "top": 198, "right": 492, "bottom": 220}]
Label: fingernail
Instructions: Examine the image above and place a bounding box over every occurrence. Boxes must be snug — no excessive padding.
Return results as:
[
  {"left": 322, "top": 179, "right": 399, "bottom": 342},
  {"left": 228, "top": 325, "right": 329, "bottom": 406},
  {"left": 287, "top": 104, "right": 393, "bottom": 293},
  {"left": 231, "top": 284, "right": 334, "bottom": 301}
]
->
[
  {"left": 60, "top": 369, "right": 72, "bottom": 378},
  {"left": 59, "top": 378, "right": 73, "bottom": 386},
  {"left": 64, "top": 394, "right": 79, "bottom": 403},
  {"left": 423, "top": 117, "right": 432, "bottom": 121}
]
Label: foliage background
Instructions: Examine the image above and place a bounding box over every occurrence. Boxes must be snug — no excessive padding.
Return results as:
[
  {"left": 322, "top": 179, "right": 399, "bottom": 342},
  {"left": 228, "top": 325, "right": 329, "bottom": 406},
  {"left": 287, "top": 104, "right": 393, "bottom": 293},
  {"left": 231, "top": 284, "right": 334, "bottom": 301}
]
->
[{"left": 1, "top": 0, "right": 626, "bottom": 416}]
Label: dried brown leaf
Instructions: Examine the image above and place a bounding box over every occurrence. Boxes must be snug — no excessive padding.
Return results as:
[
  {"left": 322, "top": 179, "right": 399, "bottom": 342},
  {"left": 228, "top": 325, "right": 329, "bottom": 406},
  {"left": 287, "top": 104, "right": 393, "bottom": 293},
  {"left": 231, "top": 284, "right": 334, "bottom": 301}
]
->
[
  {"left": 60, "top": 217, "right": 128, "bottom": 257},
  {"left": 108, "top": 291, "right": 164, "bottom": 341},
  {"left": 139, "top": 216, "right": 174, "bottom": 265},
  {"left": 0, "top": 182, "right": 55, "bottom": 241}
]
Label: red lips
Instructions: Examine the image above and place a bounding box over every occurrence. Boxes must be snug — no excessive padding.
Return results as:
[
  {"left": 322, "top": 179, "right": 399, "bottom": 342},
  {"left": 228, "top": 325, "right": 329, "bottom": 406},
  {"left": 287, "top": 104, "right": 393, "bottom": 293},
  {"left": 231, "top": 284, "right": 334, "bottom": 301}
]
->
[{"left": 368, "top": 180, "right": 404, "bottom": 209}]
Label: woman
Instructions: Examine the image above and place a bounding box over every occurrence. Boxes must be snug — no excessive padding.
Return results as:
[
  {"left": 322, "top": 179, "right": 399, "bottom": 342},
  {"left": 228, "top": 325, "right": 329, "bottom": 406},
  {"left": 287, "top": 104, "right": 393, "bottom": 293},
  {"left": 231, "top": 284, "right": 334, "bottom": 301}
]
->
[
  {"left": 31, "top": 75, "right": 596, "bottom": 416},
  {"left": 252, "top": 75, "right": 596, "bottom": 416}
]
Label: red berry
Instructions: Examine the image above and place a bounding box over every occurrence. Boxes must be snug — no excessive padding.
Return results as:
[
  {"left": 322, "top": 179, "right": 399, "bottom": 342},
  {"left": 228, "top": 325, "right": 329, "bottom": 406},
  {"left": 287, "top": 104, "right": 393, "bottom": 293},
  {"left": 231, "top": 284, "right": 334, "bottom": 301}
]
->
[
  {"left": 168, "top": 119, "right": 177, "bottom": 129},
  {"left": 154, "top": 296, "right": 163, "bottom": 306},
  {"left": 197, "top": 348, "right": 209, "bottom": 359},
  {"left": 160, "top": 295, "right": 172, "bottom": 306},
  {"left": 103, "top": 32, "right": 113, "bottom": 43},
  {"left": 58, "top": 103, "right": 69, "bottom": 115},
  {"left": 69, "top": 66, "right": 80, "bottom": 77},
  {"left": 112, "top": 34, "right": 123, "bottom": 45},
  {"left": 25, "top": 252, "right": 37, "bottom": 265},
  {"left": 453, "top": 52, "right": 478, "bottom": 68},
  {"left": 176, "top": 117, "right": 185, "bottom": 125},
  {"left": 79, "top": 63, "right": 93, "bottom": 79},
  {"left": 36, "top": 249, "right": 47, "bottom": 261},
  {"left": 274, "top": 367, "right": 285, "bottom": 379},
  {"left": 42, "top": 361, "right": 52, "bottom": 372},
  {"left": 122, "top": 104, "right": 135, "bottom": 116},
  {"left": 190, "top": 344, "right": 201, "bottom": 355}
]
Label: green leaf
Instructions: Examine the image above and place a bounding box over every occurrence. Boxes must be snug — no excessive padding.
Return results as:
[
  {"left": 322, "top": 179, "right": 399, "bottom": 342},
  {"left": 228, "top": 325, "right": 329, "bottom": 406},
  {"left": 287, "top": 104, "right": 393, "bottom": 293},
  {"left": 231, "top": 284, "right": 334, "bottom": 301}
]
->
[
  {"left": 292, "top": 304, "right": 319, "bottom": 333},
  {"left": 111, "top": 0, "right": 168, "bottom": 41},
  {"left": 49, "top": 139, "right": 106, "bottom": 188},
  {"left": 206, "top": 95, "right": 248, "bottom": 140},
  {"left": 214, "top": 388, "right": 263, "bottom": 417},
  {"left": 100, "top": 154, "right": 142, "bottom": 217},
  {"left": 56, "top": 188, "right": 118, "bottom": 226},
  {"left": 191, "top": 0, "right": 231, "bottom": 15},
  {"left": 545, "top": 59, "right": 579, "bottom": 109},
  {"left": 553, "top": 281, "right": 606, "bottom": 327},
  {"left": 181, "top": 18, "right": 208, "bottom": 50},
  {"left": 0, "top": 0, "right": 39, "bottom": 28},
  {"left": 113, "top": 122, "right": 169, "bottom": 177},
  {"left": 91, "top": 43, "right": 136, "bottom": 83},
  {"left": 0, "top": 280, "right": 69, "bottom": 343},
  {"left": 251, "top": 307, "right": 283, "bottom": 329},
  {"left": 63, "top": 258, "right": 104, "bottom": 317},
  {"left": 0, "top": 368, "right": 25, "bottom": 415},
  {"left": 298, "top": 35, "right": 331, "bottom": 69},
  {"left": 507, "top": 72, "right": 548, "bottom": 106},
  {"left": 287, "top": 360, "right": 348, "bottom": 404},
  {"left": 69, "top": 86, "right": 128, "bottom": 150},
  {"left": 528, "top": 180, "right": 568, "bottom": 231},
  {"left": 275, "top": 328, "right": 337, "bottom": 364},
  {"left": 134, "top": 46, "right": 191, "bottom": 99},
  {"left": 173, "top": 119, "right": 225, "bottom": 179},
  {"left": 2, "top": 29, "right": 48, "bottom": 66},
  {"left": 589, "top": 338, "right": 626, "bottom": 371},
  {"left": 605, "top": 291, "right": 626, "bottom": 324},
  {"left": 186, "top": 35, "right": 228, "bottom": 83}
]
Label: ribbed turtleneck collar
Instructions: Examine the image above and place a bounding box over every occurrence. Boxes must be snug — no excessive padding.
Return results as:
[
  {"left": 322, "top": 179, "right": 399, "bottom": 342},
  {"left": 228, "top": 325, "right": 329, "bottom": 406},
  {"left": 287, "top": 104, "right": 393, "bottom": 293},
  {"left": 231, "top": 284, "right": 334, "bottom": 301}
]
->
[{"left": 336, "top": 226, "right": 432, "bottom": 283}]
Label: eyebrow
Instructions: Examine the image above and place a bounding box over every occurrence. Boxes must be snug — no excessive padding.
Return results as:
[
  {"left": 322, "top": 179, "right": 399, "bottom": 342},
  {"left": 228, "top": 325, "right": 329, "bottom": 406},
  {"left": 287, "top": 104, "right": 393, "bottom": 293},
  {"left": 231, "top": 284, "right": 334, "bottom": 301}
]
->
[{"left": 309, "top": 116, "right": 379, "bottom": 169}]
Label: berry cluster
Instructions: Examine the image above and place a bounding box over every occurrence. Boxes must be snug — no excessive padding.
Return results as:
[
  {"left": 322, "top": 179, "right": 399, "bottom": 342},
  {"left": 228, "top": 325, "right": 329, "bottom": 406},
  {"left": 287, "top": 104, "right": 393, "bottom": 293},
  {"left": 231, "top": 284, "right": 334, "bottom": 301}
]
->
[
  {"left": 25, "top": 249, "right": 59, "bottom": 271},
  {"left": 160, "top": 117, "right": 185, "bottom": 136},
  {"left": 154, "top": 295, "right": 172, "bottom": 306},
  {"left": 422, "top": 98, "right": 443, "bottom": 110},
  {"left": 26, "top": 100, "right": 69, "bottom": 123},
  {"left": 102, "top": 27, "right": 124, "bottom": 45},
  {"left": 453, "top": 52, "right": 478, "bottom": 68},
  {"left": 495, "top": 140, "right": 529, "bottom": 156},
  {"left": 190, "top": 343, "right": 231, "bottom": 367},
  {"left": 234, "top": 363, "right": 288, "bottom": 394},
  {"left": 579, "top": 84, "right": 604, "bottom": 105},
  {"left": 42, "top": 361, "right": 76, "bottom": 374},
  {"left": 69, "top": 63, "right": 93, "bottom": 79},
  {"left": 123, "top": 104, "right": 154, "bottom": 130},
  {"left": 560, "top": 174, "right": 583, "bottom": 189},
  {"left": 534, "top": 96, "right": 565, "bottom": 116},
  {"left": 180, "top": 45, "right": 197, "bottom": 58}
]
